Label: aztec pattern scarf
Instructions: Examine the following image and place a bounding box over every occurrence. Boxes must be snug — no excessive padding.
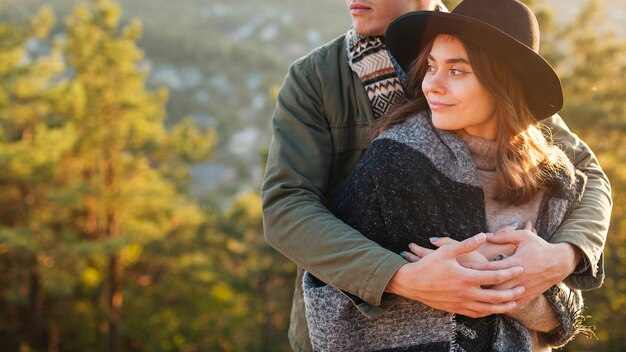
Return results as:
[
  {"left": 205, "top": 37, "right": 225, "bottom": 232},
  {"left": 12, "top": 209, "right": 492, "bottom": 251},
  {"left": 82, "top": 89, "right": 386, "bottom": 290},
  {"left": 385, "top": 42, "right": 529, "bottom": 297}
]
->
[
  {"left": 345, "top": 2, "right": 447, "bottom": 118},
  {"left": 346, "top": 28, "right": 405, "bottom": 119}
]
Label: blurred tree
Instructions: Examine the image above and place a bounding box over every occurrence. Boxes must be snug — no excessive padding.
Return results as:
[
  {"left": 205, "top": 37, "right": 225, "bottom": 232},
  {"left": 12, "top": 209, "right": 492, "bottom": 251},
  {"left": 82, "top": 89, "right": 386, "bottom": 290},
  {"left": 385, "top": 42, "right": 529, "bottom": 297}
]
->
[
  {"left": 0, "top": 0, "right": 214, "bottom": 350},
  {"left": 0, "top": 6, "right": 67, "bottom": 350},
  {"left": 210, "top": 191, "right": 295, "bottom": 351},
  {"left": 1, "top": 0, "right": 623, "bottom": 351},
  {"left": 542, "top": 1, "right": 626, "bottom": 350}
]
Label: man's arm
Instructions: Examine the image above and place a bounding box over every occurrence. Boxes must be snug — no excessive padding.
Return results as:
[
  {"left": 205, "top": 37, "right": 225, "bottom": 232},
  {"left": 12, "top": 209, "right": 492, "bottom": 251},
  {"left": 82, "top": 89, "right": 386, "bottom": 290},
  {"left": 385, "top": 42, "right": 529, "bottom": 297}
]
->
[
  {"left": 543, "top": 114, "right": 611, "bottom": 289},
  {"left": 262, "top": 59, "right": 405, "bottom": 306}
]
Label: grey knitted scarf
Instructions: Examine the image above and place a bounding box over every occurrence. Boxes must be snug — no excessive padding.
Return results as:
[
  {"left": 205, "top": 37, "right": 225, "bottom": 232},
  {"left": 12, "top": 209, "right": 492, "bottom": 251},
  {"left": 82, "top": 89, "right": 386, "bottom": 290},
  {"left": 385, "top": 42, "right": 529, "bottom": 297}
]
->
[{"left": 303, "top": 113, "right": 588, "bottom": 352}]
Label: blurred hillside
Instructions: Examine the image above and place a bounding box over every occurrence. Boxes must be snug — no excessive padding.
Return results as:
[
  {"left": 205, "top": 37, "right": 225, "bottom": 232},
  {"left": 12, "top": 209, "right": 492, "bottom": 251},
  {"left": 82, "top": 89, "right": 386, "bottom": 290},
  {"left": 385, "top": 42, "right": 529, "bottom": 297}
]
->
[
  {"left": 1, "top": 0, "right": 623, "bottom": 205},
  {"left": 1, "top": 0, "right": 351, "bottom": 205}
]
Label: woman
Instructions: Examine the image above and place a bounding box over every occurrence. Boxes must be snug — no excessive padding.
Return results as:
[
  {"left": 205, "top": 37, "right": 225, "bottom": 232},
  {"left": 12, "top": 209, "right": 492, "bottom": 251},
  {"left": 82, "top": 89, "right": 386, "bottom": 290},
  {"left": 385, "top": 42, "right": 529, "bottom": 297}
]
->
[{"left": 302, "top": 0, "right": 590, "bottom": 351}]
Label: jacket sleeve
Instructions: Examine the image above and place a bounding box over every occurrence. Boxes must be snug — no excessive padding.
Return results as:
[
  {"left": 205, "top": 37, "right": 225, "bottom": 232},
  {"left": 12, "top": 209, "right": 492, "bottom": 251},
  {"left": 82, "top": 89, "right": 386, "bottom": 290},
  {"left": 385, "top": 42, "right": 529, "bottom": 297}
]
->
[
  {"left": 261, "top": 58, "right": 406, "bottom": 307},
  {"left": 541, "top": 115, "right": 611, "bottom": 289}
]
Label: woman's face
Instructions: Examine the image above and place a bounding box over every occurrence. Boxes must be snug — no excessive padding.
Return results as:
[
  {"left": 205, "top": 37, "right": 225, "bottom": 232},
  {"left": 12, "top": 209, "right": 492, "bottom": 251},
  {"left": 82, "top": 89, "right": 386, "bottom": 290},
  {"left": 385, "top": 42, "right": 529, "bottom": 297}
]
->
[
  {"left": 422, "top": 35, "right": 498, "bottom": 140},
  {"left": 347, "top": 0, "right": 435, "bottom": 36}
]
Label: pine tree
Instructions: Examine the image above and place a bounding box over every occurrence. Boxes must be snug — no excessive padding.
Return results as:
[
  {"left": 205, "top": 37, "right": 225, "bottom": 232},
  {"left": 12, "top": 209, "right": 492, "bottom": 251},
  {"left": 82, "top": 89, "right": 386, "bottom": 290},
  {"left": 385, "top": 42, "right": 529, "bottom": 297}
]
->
[
  {"left": 0, "top": 1, "right": 215, "bottom": 350},
  {"left": 0, "top": 6, "right": 66, "bottom": 350}
]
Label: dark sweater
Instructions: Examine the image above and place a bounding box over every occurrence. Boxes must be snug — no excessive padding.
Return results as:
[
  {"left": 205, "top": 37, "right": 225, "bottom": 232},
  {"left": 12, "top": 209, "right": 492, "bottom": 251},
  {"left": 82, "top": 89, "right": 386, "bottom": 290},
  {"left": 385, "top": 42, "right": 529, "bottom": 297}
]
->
[{"left": 302, "top": 112, "right": 587, "bottom": 352}]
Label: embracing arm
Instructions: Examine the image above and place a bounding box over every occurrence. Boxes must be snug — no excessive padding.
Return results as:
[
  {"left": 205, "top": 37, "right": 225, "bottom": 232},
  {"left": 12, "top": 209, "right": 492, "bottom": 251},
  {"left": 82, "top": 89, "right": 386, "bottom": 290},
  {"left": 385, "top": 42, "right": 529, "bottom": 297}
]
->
[
  {"left": 542, "top": 115, "right": 611, "bottom": 289},
  {"left": 262, "top": 59, "right": 404, "bottom": 306},
  {"left": 409, "top": 235, "right": 582, "bottom": 339}
]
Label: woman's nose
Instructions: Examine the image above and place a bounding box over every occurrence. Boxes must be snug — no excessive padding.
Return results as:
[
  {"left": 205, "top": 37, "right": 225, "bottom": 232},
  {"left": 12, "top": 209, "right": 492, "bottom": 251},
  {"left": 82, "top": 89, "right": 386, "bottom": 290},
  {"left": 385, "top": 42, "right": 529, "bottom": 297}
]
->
[{"left": 422, "top": 71, "right": 446, "bottom": 95}]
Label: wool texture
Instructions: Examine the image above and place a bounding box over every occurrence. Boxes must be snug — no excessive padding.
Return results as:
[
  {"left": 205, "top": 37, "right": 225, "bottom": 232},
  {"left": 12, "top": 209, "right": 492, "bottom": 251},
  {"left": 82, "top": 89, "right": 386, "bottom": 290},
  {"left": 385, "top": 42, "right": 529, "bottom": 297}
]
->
[
  {"left": 303, "top": 112, "right": 587, "bottom": 352},
  {"left": 346, "top": 28, "right": 405, "bottom": 118}
]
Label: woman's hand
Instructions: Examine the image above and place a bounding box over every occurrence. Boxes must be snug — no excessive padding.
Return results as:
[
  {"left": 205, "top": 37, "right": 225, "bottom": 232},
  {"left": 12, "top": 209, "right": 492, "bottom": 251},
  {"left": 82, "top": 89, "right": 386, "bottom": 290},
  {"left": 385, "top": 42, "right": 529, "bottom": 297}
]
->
[
  {"left": 401, "top": 222, "right": 529, "bottom": 265},
  {"left": 401, "top": 237, "right": 490, "bottom": 264}
]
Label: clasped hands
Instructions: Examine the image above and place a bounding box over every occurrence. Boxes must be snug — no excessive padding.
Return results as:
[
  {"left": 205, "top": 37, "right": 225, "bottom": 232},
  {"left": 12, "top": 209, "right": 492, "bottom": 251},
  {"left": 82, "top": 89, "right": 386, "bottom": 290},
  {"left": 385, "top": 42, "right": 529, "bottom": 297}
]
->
[{"left": 385, "top": 221, "right": 581, "bottom": 318}]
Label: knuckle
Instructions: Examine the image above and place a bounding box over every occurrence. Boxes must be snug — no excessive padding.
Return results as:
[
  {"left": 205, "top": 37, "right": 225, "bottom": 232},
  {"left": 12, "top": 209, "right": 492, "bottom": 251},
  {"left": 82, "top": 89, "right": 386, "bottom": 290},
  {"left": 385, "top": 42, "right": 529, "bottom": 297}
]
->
[
  {"left": 496, "top": 271, "right": 509, "bottom": 281},
  {"left": 457, "top": 290, "right": 469, "bottom": 300},
  {"left": 460, "top": 275, "right": 474, "bottom": 286}
]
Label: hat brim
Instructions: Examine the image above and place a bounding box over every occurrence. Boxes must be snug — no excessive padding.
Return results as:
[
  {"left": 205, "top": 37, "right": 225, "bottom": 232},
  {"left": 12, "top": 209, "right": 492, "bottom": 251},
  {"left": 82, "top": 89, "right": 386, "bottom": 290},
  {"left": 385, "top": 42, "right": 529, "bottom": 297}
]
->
[{"left": 386, "top": 11, "right": 563, "bottom": 120}]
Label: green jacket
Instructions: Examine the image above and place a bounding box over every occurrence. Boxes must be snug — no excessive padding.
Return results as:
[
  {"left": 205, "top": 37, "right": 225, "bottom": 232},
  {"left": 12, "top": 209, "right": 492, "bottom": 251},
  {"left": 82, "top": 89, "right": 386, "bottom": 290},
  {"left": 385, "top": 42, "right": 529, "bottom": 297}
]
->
[{"left": 261, "top": 35, "right": 612, "bottom": 352}]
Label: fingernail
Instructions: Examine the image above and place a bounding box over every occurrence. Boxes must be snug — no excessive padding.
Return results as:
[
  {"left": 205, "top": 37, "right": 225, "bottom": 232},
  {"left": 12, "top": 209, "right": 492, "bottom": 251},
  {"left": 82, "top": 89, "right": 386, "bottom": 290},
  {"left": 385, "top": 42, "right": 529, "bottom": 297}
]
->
[
  {"left": 409, "top": 243, "right": 415, "bottom": 249},
  {"left": 400, "top": 251, "right": 406, "bottom": 258},
  {"left": 429, "top": 237, "right": 440, "bottom": 242},
  {"left": 510, "top": 222, "right": 520, "bottom": 228},
  {"left": 474, "top": 233, "right": 486, "bottom": 242},
  {"left": 485, "top": 232, "right": 494, "bottom": 238}
]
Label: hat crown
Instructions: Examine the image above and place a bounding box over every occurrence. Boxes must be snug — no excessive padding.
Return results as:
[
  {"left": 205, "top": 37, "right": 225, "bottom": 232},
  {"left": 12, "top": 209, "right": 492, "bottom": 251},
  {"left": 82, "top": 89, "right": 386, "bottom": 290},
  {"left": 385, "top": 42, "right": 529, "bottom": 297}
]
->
[{"left": 452, "top": 0, "right": 540, "bottom": 52}]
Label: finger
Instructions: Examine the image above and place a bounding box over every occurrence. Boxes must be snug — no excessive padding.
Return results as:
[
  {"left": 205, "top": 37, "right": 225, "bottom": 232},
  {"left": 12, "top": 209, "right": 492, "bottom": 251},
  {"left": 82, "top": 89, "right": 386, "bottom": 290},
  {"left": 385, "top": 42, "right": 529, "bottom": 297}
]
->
[
  {"left": 489, "top": 278, "right": 521, "bottom": 291},
  {"left": 422, "top": 295, "right": 520, "bottom": 317},
  {"left": 461, "top": 258, "right": 518, "bottom": 271},
  {"left": 439, "top": 233, "right": 486, "bottom": 258},
  {"left": 464, "top": 285, "right": 526, "bottom": 304},
  {"left": 408, "top": 243, "right": 434, "bottom": 257},
  {"left": 400, "top": 251, "right": 421, "bottom": 263},
  {"left": 524, "top": 220, "right": 532, "bottom": 231},
  {"left": 429, "top": 237, "right": 458, "bottom": 248},
  {"left": 456, "top": 300, "right": 519, "bottom": 317},
  {"left": 422, "top": 303, "right": 490, "bottom": 318},
  {"left": 485, "top": 231, "right": 525, "bottom": 244},
  {"left": 467, "top": 265, "right": 524, "bottom": 286},
  {"left": 495, "top": 222, "right": 520, "bottom": 233}
]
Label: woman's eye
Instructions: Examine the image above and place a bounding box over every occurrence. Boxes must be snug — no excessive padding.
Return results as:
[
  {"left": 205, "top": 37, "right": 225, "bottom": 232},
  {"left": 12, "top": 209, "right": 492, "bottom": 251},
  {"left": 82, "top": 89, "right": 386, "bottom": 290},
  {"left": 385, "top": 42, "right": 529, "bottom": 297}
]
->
[
  {"left": 450, "top": 69, "right": 464, "bottom": 76},
  {"left": 426, "top": 64, "right": 436, "bottom": 73}
]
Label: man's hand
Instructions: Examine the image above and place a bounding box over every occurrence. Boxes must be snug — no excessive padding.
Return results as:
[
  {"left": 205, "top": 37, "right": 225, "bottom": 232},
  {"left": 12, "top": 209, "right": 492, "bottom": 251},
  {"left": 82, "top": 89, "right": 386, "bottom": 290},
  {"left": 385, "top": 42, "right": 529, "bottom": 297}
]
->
[
  {"left": 386, "top": 233, "right": 525, "bottom": 318},
  {"left": 403, "top": 233, "right": 517, "bottom": 264},
  {"left": 463, "top": 221, "right": 582, "bottom": 306}
]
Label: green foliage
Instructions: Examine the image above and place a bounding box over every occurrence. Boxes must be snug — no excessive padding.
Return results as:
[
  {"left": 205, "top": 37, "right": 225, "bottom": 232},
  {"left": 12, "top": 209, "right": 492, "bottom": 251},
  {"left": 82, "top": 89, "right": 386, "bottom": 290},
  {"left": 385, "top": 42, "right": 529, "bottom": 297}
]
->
[
  {"left": 0, "top": 1, "right": 233, "bottom": 350},
  {"left": 0, "top": 0, "right": 624, "bottom": 351},
  {"left": 532, "top": 1, "right": 626, "bottom": 350}
]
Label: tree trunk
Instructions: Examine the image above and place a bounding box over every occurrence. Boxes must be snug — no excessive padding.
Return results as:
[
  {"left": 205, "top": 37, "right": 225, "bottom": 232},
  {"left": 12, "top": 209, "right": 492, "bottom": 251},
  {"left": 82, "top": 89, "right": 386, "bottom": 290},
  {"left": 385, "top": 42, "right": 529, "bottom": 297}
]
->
[
  {"left": 107, "top": 254, "right": 120, "bottom": 352},
  {"left": 29, "top": 265, "right": 47, "bottom": 351},
  {"left": 105, "top": 160, "right": 122, "bottom": 352}
]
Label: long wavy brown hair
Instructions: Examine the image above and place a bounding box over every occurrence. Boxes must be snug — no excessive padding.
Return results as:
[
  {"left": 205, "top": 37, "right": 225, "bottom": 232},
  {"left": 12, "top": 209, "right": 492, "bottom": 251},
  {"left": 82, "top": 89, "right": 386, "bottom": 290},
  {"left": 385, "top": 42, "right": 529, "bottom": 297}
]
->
[{"left": 374, "top": 36, "right": 566, "bottom": 204}]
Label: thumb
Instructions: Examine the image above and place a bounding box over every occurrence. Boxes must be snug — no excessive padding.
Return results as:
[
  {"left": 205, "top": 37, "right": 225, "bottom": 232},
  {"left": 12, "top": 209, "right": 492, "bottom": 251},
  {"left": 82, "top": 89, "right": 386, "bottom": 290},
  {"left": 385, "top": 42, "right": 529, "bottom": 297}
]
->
[
  {"left": 486, "top": 232, "right": 524, "bottom": 244},
  {"left": 524, "top": 219, "right": 538, "bottom": 234},
  {"left": 440, "top": 233, "right": 486, "bottom": 258},
  {"left": 524, "top": 220, "right": 532, "bottom": 231}
]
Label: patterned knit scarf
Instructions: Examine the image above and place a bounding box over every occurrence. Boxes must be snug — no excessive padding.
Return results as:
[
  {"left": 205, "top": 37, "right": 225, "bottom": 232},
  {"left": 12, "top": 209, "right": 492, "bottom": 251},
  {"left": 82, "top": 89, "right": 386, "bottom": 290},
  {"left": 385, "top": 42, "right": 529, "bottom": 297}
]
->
[
  {"left": 346, "top": 28, "right": 405, "bottom": 118},
  {"left": 346, "top": 2, "right": 448, "bottom": 119}
]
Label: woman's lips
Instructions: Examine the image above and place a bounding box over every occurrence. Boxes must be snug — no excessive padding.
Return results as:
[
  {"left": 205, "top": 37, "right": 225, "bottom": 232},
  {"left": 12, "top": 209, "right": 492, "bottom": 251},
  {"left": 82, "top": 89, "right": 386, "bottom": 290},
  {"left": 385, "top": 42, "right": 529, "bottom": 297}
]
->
[{"left": 428, "top": 100, "right": 453, "bottom": 110}]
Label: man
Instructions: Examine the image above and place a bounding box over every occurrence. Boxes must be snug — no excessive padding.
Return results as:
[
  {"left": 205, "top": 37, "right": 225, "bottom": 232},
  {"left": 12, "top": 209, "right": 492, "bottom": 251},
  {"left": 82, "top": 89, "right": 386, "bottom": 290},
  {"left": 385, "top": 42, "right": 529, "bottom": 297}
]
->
[{"left": 262, "top": 1, "right": 611, "bottom": 351}]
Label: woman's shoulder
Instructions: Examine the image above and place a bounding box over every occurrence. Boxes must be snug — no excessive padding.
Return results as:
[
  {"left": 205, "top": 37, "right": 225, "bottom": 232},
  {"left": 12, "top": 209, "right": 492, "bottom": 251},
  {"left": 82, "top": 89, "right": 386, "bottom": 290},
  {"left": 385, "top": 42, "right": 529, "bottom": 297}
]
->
[
  {"left": 376, "top": 110, "right": 433, "bottom": 143},
  {"left": 371, "top": 110, "right": 482, "bottom": 188}
]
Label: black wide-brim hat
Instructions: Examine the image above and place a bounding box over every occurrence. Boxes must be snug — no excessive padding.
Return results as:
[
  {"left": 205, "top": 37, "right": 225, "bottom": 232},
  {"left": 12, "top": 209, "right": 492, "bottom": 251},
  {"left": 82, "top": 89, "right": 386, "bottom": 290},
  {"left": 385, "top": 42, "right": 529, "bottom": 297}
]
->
[{"left": 386, "top": 0, "right": 563, "bottom": 120}]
